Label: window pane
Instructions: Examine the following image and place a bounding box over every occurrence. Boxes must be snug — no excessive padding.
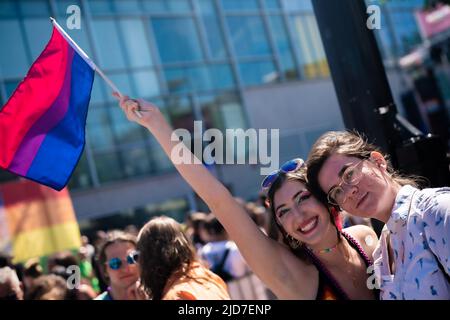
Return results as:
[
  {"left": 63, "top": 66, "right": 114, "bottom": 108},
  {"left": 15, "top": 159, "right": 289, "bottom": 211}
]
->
[
  {"left": 165, "top": 96, "right": 195, "bottom": 131},
  {"left": 164, "top": 64, "right": 234, "bottom": 93},
  {"left": 390, "top": 11, "right": 421, "bottom": 56},
  {"left": 94, "top": 152, "right": 124, "bottom": 183},
  {"left": 88, "top": 0, "right": 114, "bottom": 14},
  {"left": 268, "top": 15, "right": 298, "bottom": 79},
  {"left": 91, "top": 19, "right": 126, "bottom": 69},
  {"left": 239, "top": 60, "right": 278, "bottom": 86},
  {"left": 90, "top": 77, "right": 106, "bottom": 104},
  {"left": 55, "top": 0, "right": 81, "bottom": 16},
  {"left": 165, "top": 66, "right": 208, "bottom": 93},
  {"left": 88, "top": 126, "right": 116, "bottom": 151},
  {"left": 0, "top": 20, "right": 29, "bottom": 78},
  {"left": 68, "top": 153, "right": 93, "bottom": 190},
  {"left": 142, "top": 0, "right": 191, "bottom": 13},
  {"left": 282, "top": 0, "right": 313, "bottom": 11},
  {"left": 118, "top": 19, "right": 153, "bottom": 68},
  {"left": 109, "top": 106, "right": 148, "bottom": 145},
  {"left": 104, "top": 72, "right": 133, "bottom": 102},
  {"left": 113, "top": 0, "right": 141, "bottom": 13},
  {"left": 132, "top": 70, "right": 160, "bottom": 98},
  {"left": 120, "top": 147, "right": 153, "bottom": 178},
  {"left": 221, "top": 0, "right": 259, "bottom": 11},
  {"left": 23, "top": 18, "right": 52, "bottom": 61},
  {"left": 149, "top": 140, "right": 173, "bottom": 172},
  {"left": 209, "top": 64, "right": 235, "bottom": 90},
  {"left": 264, "top": 0, "right": 281, "bottom": 10},
  {"left": 290, "top": 15, "right": 329, "bottom": 79},
  {"left": 226, "top": 16, "right": 271, "bottom": 57},
  {"left": 152, "top": 18, "right": 203, "bottom": 63},
  {"left": 197, "top": 0, "right": 227, "bottom": 59},
  {"left": 19, "top": 0, "right": 50, "bottom": 16},
  {"left": 86, "top": 107, "right": 116, "bottom": 151},
  {"left": 0, "top": 0, "right": 17, "bottom": 17},
  {"left": 199, "top": 92, "right": 246, "bottom": 130}
]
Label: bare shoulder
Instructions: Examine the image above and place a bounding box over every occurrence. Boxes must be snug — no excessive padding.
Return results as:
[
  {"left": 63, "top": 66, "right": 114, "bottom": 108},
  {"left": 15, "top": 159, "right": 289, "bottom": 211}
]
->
[{"left": 343, "top": 225, "right": 378, "bottom": 259}]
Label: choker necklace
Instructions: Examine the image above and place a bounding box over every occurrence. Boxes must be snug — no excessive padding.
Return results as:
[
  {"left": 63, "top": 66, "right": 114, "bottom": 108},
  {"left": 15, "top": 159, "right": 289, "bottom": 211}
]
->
[{"left": 309, "top": 233, "right": 341, "bottom": 254}]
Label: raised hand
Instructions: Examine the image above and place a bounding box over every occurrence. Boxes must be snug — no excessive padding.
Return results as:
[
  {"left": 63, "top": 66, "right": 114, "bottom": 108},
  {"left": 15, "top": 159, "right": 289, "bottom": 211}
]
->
[{"left": 112, "top": 92, "right": 167, "bottom": 131}]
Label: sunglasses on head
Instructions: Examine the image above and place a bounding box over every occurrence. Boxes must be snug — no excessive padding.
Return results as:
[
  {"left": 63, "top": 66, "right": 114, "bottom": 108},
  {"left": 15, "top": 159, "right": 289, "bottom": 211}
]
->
[
  {"left": 261, "top": 158, "right": 305, "bottom": 190},
  {"left": 107, "top": 251, "right": 140, "bottom": 270}
]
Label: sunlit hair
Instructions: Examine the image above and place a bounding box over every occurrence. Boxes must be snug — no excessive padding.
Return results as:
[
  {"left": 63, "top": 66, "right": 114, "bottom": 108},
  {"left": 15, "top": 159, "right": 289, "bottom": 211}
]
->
[
  {"left": 96, "top": 230, "right": 137, "bottom": 283},
  {"left": 266, "top": 166, "right": 339, "bottom": 261},
  {"left": 306, "top": 130, "right": 421, "bottom": 204},
  {"left": 137, "top": 216, "right": 196, "bottom": 300}
]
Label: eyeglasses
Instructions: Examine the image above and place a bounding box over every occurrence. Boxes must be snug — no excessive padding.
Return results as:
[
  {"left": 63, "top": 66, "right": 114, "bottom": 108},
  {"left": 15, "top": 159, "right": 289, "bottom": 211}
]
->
[
  {"left": 107, "top": 251, "right": 139, "bottom": 270},
  {"left": 327, "top": 159, "right": 365, "bottom": 206},
  {"left": 261, "top": 158, "right": 305, "bottom": 190}
]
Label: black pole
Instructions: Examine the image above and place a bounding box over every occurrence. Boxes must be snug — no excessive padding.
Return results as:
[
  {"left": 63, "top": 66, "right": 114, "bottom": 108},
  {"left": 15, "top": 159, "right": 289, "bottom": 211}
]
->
[
  {"left": 311, "top": 0, "right": 449, "bottom": 187},
  {"left": 311, "top": 0, "right": 401, "bottom": 162},
  {"left": 311, "top": 0, "right": 450, "bottom": 234}
]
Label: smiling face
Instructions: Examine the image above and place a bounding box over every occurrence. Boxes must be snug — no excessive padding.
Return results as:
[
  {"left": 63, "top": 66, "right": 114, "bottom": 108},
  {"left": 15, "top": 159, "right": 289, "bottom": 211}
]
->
[
  {"left": 104, "top": 241, "right": 139, "bottom": 289},
  {"left": 272, "top": 179, "right": 334, "bottom": 246},
  {"left": 318, "top": 153, "right": 398, "bottom": 222}
]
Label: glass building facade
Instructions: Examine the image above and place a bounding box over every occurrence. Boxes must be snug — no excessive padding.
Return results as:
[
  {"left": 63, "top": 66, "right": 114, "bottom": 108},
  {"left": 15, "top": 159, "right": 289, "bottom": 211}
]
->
[
  {"left": 0, "top": 0, "right": 330, "bottom": 190},
  {"left": 0, "top": 0, "right": 429, "bottom": 226}
]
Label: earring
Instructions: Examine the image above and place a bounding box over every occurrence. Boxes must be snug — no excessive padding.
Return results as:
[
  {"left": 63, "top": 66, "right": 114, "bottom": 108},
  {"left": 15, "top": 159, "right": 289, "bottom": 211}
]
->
[{"left": 287, "top": 235, "right": 301, "bottom": 249}]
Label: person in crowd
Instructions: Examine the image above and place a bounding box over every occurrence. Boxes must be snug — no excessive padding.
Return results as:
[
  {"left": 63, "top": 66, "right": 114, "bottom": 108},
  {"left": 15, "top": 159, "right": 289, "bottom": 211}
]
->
[
  {"left": 95, "top": 231, "right": 140, "bottom": 300},
  {"left": 22, "top": 258, "right": 43, "bottom": 295},
  {"left": 306, "top": 130, "right": 450, "bottom": 299},
  {"left": 78, "top": 246, "right": 100, "bottom": 294},
  {"left": 25, "top": 274, "right": 68, "bottom": 300},
  {"left": 184, "top": 212, "right": 209, "bottom": 252},
  {"left": 115, "top": 94, "right": 378, "bottom": 300},
  {"left": 199, "top": 215, "right": 269, "bottom": 299},
  {"left": 199, "top": 214, "right": 250, "bottom": 281},
  {"left": 0, "top": 267, "right": 23, "bottom": 300},
  {"left": 134, "top": 216, "right": 230, "bottom": 300}
]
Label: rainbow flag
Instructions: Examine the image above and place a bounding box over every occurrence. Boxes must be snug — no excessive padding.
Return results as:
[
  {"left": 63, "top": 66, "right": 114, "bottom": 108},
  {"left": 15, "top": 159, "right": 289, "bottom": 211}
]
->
[
  {"left": 0, "top": 179, "right": 81, "bottom": 263},
  {"left": 0, "top": 24, "right": 94, "bottom": 191}
]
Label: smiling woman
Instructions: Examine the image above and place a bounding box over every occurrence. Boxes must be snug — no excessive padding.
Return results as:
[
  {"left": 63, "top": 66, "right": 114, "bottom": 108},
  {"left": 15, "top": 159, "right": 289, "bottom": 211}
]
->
[
  {"left": 115, "top": 96, "right": 379, "bottom": 300},
  {"left": 306, "top": 130, "right": 450, "bottom": 300}
]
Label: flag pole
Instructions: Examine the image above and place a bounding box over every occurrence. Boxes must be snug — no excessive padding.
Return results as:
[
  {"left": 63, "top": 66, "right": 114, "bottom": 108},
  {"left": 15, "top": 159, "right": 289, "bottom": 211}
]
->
[{"left": 49, "top": 17, "right": 142, "bottom": 118}]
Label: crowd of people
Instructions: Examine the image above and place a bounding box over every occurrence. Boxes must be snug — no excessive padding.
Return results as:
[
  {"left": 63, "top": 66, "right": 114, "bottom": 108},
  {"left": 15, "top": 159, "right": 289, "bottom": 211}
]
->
[
  {"left": 1, "top": 94, "right": 449, "bottom": 300},
  {"left": 0, "top": 197, "right": 276, "bottom": 300}
]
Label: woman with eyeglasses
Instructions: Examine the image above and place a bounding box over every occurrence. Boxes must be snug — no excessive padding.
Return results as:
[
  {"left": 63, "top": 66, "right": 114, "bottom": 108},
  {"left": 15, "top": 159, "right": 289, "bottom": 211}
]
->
[
  {"left": 307, "top": 130, "right": 450, "bottom": 299},
  {"left": 94, "top": 231, "right": 140, "bottom": 300},
  {"left": 114, "top": 94, "right": 378, "bottom": 300}
]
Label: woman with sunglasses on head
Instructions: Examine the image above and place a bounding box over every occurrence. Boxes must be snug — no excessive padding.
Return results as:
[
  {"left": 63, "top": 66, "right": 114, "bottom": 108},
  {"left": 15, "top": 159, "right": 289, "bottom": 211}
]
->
[
  {"left": 115, "top": 94, "right": 378, "bottom": 300},
  {"left": 307, "top": 130, "right": 450, "bottom": 299},
  {"left": 95, "top": 231, "right": 140, "bottom": 300}
]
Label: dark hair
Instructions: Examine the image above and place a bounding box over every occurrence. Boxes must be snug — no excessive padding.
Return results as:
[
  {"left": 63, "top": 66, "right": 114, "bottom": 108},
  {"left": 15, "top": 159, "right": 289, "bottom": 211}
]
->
[
  {"left": 266, "top": 166, "right": 337, "bottom": 262},
  {"left": 137, "top": 216, "right": 196, "bottom": 300},
  {"left": 307, "top": 130, "right": 421, "bottom": 203},
  {"left": 204, "top": 215, "right": 225, "bottom": 236},
  {"left": 25, "top": 274, "right": 69, "bottom": 300},
  {"left": 96, "top": 230, "right": 137, "bottom": 283},
  {"left": 23, "top": 259, "right": 43, "bottom": 278}
]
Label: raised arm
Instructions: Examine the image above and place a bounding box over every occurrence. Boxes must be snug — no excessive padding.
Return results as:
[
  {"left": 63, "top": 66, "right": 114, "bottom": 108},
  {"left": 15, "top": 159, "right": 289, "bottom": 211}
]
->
[{"left": 115, "top": 94, "right": 317, "bottom": 299}]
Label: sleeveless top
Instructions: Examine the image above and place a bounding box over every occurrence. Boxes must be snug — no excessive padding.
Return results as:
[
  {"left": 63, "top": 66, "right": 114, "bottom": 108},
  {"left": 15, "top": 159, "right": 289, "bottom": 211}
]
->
[{"left": 305, "top": 231, "right": 377, "bottom": 300}]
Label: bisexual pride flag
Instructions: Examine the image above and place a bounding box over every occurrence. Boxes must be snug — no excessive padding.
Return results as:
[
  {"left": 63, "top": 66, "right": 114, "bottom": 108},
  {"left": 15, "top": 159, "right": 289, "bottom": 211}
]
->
[{"left": 0, "top": 19, "right": 95, "bottom": 191}]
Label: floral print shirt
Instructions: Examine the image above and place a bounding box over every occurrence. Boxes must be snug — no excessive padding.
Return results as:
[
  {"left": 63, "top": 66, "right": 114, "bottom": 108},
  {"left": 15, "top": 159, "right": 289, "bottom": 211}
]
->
[{"left": 373, "top": 185, "right": 450, "bottom": 300}]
